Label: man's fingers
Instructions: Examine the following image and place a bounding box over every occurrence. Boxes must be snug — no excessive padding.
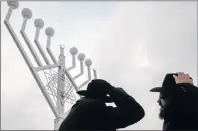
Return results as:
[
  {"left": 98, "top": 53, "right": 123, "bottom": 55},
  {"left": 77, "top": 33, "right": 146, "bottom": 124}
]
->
[
  {"left": 173, "top": 75, "right": 178, "bottom": 79},
  {"left": 176, "top": 72, "right": 181, "bottom": 77},
  {"left": 185, "top": 74, "right": 190, "bottom": 79},
  {"left": 176, "top": 72, "right": 183, "bottom": 74},
  {"left": 174, "top": 72, "right": 193, "bottom": 84},
  {"left": 189, "top": 79, "right": 193, "bottom": 84},
  {"left": 177, "top": 72, "right": 184, "bottom": 76},
  {"left": 176, "top": 72, "right": 190, "bottom": 78}
]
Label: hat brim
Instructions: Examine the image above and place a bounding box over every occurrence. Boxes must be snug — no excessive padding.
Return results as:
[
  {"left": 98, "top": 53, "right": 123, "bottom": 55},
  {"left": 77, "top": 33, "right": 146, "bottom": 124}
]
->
[
  {"left": 150, "top": 87, "right": 162, "bottom": 92},
  {"left": 76, "top": 90, "right": 113, "bottom": 103}
]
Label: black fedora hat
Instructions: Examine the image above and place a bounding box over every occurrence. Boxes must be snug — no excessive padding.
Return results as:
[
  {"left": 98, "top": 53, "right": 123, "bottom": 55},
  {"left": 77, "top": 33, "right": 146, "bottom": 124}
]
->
[
  {"left": 150, "top": 73, "right": 177, "bottom": 93},
  {"left": 77, "top": 79, "right": 114, "bottom": 103},
  {"left": 150, "top": 73, "right": 192, "bottom": 95}
]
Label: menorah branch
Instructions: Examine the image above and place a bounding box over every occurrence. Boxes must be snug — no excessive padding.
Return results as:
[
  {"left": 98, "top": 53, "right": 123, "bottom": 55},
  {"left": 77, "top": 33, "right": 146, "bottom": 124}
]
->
[
  {"left": 35, "top": 63, "right": 61, "bottom": 72},
  {"left": 63, "top": 69, "right": 78, "bottom": 92},
  {"left": 78, "top": 59, "right": 92, "bottom": 89},
  {"left": 5, "top": 7, "right": 13, "bottom": 21},
  {"left": 34, "top": 19, "right": 51, "bottom": 65},
  {"left": 78, "top": 80, "right": 90, "bottom": 90},
  {"left": 46, "top": 27, "right": 58, "bottom": 64},
  {"left": 66, "top": 47, "right": 78, "bottom": 71},
  {"left": 6, "top": 1, "right": 19, "bottom": 20},
  {"left": 73, "top": 53, "right": 85, "bottom": 80},
  {"left": 20, "top": 8, "right": 43, "bottom": 66},
  {"left": 73, "top": 61, "right": 84, "bottom": 80},
  {"left": 21, "top": 30, "right": 43, "bottom": 66},
  {"left": 93, "top": 68, "right": 97, "bottom": 79},
  {"left": 4, "top": 19, "right": 58, "bottom": 119}
]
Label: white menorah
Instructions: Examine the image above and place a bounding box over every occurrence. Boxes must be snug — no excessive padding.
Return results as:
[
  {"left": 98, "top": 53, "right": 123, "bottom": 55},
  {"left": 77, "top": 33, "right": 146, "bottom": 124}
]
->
[{"left": 4, "top": 1, "right": 98, "bottom": 130}]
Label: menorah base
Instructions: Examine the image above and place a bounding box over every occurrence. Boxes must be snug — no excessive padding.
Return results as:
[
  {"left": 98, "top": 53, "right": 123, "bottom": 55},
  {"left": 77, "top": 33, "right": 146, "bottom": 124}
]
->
[{"left": 54, "top": 117, "right": 64, "bottom": 130}]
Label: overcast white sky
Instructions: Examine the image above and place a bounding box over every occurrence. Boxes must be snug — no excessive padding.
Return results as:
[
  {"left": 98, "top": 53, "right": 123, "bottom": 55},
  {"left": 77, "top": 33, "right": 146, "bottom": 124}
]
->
[{"left": 1, "top": 1, "right": 197, "bottom": 130}]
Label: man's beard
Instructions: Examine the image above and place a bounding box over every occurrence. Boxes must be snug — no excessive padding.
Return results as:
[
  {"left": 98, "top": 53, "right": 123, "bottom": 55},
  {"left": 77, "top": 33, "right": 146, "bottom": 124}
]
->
[{"left": 159, "top": 107, "right": 164, "bottom": 120}]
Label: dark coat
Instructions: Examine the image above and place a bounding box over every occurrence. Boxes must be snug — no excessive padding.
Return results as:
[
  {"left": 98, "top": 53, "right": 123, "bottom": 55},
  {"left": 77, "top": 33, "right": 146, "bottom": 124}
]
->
[
  {"left": 163, "top": 83, "right": 198, "bottom": 131},
  {"left": 58, "top": 88, "right": 145, "bottom": 130}
]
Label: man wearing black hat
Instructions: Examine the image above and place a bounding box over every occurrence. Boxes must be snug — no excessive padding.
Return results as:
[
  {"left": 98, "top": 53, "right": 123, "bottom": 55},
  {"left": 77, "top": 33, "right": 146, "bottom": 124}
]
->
[
  {"left": 59, "top": 79, "right": 145, "bottom": 130},
  {"left": 150, "top": 72, "right": 198, "bottom": 131}
]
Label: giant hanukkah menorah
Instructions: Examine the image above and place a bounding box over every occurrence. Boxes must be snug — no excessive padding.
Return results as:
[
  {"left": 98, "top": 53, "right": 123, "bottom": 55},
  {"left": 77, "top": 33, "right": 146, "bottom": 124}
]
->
[{"left": 4, "top": 1, "right": 98, "bottom": 130}]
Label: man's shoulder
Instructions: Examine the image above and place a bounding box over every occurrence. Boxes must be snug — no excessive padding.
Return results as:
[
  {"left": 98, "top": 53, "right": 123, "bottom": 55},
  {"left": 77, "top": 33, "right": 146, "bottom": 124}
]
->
[
  {"left": 177, "top": 83, "right": 198, "bottom": 91},
  {"left": 173, "top": 83, "right": 198, "bottom": 96},
  {"left": 75, "top": 98, "right": 106, "bottom": 108}
]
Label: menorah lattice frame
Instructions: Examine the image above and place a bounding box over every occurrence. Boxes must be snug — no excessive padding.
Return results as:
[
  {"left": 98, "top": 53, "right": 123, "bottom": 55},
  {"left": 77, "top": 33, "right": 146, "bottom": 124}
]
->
[{"left": 4, "top": 1, "right": 98, "bottom": 130}]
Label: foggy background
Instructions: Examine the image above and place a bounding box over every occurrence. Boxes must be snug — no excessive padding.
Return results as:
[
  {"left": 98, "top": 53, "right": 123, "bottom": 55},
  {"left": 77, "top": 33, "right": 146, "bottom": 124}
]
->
[{"left": 1, "top": 1, "right": 197, "bottom": 130}]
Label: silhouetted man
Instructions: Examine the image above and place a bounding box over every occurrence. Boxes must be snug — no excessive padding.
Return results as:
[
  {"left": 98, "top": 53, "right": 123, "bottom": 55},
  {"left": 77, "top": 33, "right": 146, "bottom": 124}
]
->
[
  {"left": 59, "top": 79, "right": 145, "bottom": 130},
  {"left": 150, "top": 72, "right": 198, "bottom": 131}
]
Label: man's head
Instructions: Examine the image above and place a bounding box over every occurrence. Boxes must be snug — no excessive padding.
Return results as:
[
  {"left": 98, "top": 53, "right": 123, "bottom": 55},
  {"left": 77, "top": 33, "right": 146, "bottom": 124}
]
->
[
  {"left": 150, "top": 72, "right": 193, "bottom": 120},
  {"left": 77, "top": 79, "right": 114, "bottom": 103}
]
